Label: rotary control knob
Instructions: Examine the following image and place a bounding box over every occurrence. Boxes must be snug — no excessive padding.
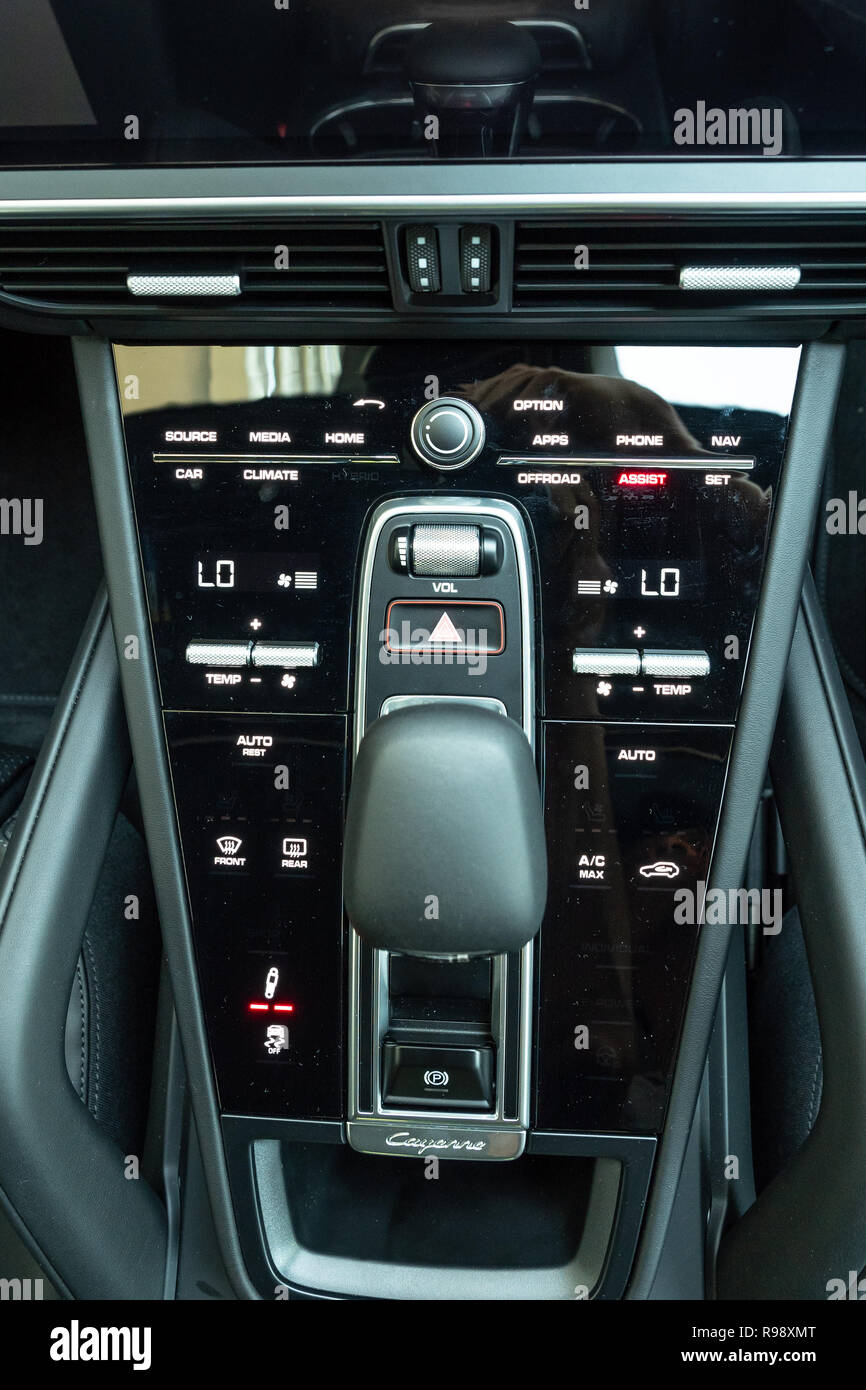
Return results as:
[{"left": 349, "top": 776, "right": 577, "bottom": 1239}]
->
[{"left": 410, "top": 397, "right": 486, "bottom": 470}]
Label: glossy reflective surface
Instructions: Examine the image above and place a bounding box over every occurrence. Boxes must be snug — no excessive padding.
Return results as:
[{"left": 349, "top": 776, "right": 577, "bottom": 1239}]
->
[
  {"left": 166, "top": 712, "right": 346, "bottom": 1119},
  {"left": 3, "top": 4, "right": 866, "bottom": 164},
  {"left": 120, "top": 340, "right": 797, "bottom": 1132},
  {"left": 538, "top": 722, "right": 731, "bottom": 1133},
  {"left": 120, "top": 342, "right": 797, "bottom": 726}
]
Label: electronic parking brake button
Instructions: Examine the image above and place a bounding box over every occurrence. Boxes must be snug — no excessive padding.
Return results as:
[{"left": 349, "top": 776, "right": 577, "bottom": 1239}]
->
[{"left": 382, "top": 1043, "right": 495, "bottom": 1112}]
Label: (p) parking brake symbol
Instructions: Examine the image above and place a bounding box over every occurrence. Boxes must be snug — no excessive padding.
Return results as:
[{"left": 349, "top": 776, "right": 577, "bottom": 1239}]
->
[{"left": 423, "top": 1069, "right": 449, "bottom": 1088}]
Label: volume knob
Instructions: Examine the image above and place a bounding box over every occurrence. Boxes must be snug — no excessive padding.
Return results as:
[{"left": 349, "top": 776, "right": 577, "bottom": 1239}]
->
[{"left": 410, "top": 397, "right": 486, "bottom": 470}]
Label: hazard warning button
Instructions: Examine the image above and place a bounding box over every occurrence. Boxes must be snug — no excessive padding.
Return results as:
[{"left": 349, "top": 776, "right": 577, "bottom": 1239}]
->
[{"left": 384, "top": 599, "right": 505, "bottom": 655}]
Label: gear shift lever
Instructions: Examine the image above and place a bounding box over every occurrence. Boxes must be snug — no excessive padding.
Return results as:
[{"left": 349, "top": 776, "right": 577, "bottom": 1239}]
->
[
  {"left": 343, "top": 702, "right": 547, "bottom": 957},
  {"left": 407, "top": 19, "right": 541, "bottom": 158}
]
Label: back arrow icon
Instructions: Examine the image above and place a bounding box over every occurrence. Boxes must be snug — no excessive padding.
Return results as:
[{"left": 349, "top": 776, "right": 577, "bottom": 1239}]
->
[{"left": 353, "top": 398, "right": 386, "bottom": 409}]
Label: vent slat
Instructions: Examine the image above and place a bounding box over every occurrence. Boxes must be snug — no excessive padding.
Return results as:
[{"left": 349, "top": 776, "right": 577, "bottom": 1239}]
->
[
  {"left": 515, "top": 279, "right": 674, "bottom": 293},
  {"left": 516, "top": 259, "right": 677, "bottom": 273},
  {"left": 512, "top": 218, "right": 866, "bottom": 311},
  {"left": 0, "top": 219, "right": 391, "bottom": 313}
]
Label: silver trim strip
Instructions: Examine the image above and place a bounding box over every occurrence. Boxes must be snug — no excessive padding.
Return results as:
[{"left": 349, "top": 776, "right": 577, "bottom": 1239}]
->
[
  {"left": 679, "top": 264, "right": 801, "bottom": 292},
  {"left": 153, "top": 453, "right": 399, "bottom": 465},
  {"left": 9, "top": 182, "right": 866, "bottom": 215},
  {"left": 346, "top": 1121, "right": 526, "bottom": 1161},
  {"left": 348, "top": 496, "right": 535, "bottom": 1149},
  {"left": 380, "top": 694, "right": 507, "bottom": 718},
  {"left": 127, "top": 271, "right": 241, "bottom": 297},
  {"left": 354, "top": 496, "right": 534, "bottom": 751},
  {"left": 499, "top": 454, "right": 756, "bottom": 471}
]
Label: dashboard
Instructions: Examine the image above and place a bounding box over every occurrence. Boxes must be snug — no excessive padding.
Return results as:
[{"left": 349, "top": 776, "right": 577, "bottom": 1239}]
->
[{"left": 0, "top": 0, "right": 860, "bottom": 1312}]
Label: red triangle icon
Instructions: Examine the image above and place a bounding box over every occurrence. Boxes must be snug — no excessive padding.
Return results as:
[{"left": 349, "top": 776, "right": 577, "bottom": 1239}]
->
[{"left": 429, "top": 611, "right": 464, "bottom": 645}]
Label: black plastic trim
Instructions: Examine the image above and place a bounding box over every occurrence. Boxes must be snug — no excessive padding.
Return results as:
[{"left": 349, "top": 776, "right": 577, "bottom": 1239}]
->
[
  {"left": 716, "top": 574, "right": 866, "bottom": 1298},
  {"left": 73, "top": 339, "right": 260, "bottom": 1301},
  {"left": 527, "top": 1132, "right": 655, "bottom": 1300},
  {"left": 625, "top": 341, "right": 845, "bottom": 1298},
  {"left": 0, "top": 589, "right": 167, "bottom": 1299}
]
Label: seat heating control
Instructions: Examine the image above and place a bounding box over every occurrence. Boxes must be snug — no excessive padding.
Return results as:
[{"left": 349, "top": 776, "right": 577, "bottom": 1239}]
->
[
  {"left": 185, "top": 639, "right": 320, "bottom": 669},
  {"left": 389, "top": 522, "right": 502, "bottom": 577},
  {"left": 459, "top": 225, "right": 493, "bottom": 293},
  {"left": 382, "top": 1042, "right": 495, "bottom": 1112},
  {"left": 410, "top": 397, "right": 486, "bottom": 470},
  {"left": 404, "top": 224, "right": 442, "bottom": 294}
]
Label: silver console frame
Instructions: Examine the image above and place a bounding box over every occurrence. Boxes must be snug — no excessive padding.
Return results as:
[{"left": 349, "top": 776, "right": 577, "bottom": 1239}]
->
[{"left": 347, "top": 495, "right": 536, "bottom": 1158}]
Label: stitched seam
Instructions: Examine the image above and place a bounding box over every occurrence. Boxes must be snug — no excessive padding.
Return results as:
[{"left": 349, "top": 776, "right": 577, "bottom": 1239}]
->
[
  {"left": 0, "top": 694, "right": 57, "bottom": 707},
  {"left": 81, "top": 931, "right": 100, "bottom": 1115},
  {"left": 807, "top": 1048, "right": 822, "bottom": 1130},
  {"left": 75, "top": 959, "right": 87, "bottom": 1103}
]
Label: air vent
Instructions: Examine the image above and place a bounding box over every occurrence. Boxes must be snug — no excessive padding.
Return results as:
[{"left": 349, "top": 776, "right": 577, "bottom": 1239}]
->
[
  {"left": 0, "top": 220, "right": 391, "bottom": 316},
  {"left": 513, "top": 219, "right": 866, "bottom": 316}
]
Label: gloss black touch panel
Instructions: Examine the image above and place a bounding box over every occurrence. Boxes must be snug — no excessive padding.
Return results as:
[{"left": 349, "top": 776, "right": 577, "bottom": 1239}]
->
[
  {"left": 118, "top": 343, "right": 799, "bottom": 1134},
  {"left": 130, "top": 443, "right": 383, "bottom": 713},
  {"left": 120, "top": 343, "right": 796, "bottom": 727},
  {"left": 525, "top": 463, "right": 776, "bottom": 724},
  {"left": 536, "top": 721, "right": 732, "bottom": 1135},
  {"left": 165, "top": 712, "right": 346, "bottom": 1119}
]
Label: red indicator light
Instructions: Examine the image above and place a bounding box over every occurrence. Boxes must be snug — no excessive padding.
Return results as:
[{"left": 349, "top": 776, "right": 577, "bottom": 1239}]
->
[
  {"left": 248, "top": 1002, "right": 268, "bottom": 1012},
  {"left": 273, "top": 1003, "right": 294, "bottom": 1013},
  {"left": 617, "top": 471, "right": 667, "bottom": 487}
]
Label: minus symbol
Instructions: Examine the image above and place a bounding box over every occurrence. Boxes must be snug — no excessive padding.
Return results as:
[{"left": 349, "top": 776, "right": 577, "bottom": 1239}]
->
[
  {"left": 250, "top": 677, "right": 262, "bottom": 683},
  {"left": 632, "top": 686, "right": 645, "bottom": 692}
]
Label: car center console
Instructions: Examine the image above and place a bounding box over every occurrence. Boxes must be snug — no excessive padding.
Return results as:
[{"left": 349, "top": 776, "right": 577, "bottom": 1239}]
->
[{"left": 101, "top": 339, "right": 802, "bottom": 1296}]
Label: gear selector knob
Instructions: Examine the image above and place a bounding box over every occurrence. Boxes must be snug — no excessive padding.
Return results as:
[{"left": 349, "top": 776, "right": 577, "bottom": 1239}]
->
[{"left": 343, "top": 703, "right": 547, "bottom": 957}]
